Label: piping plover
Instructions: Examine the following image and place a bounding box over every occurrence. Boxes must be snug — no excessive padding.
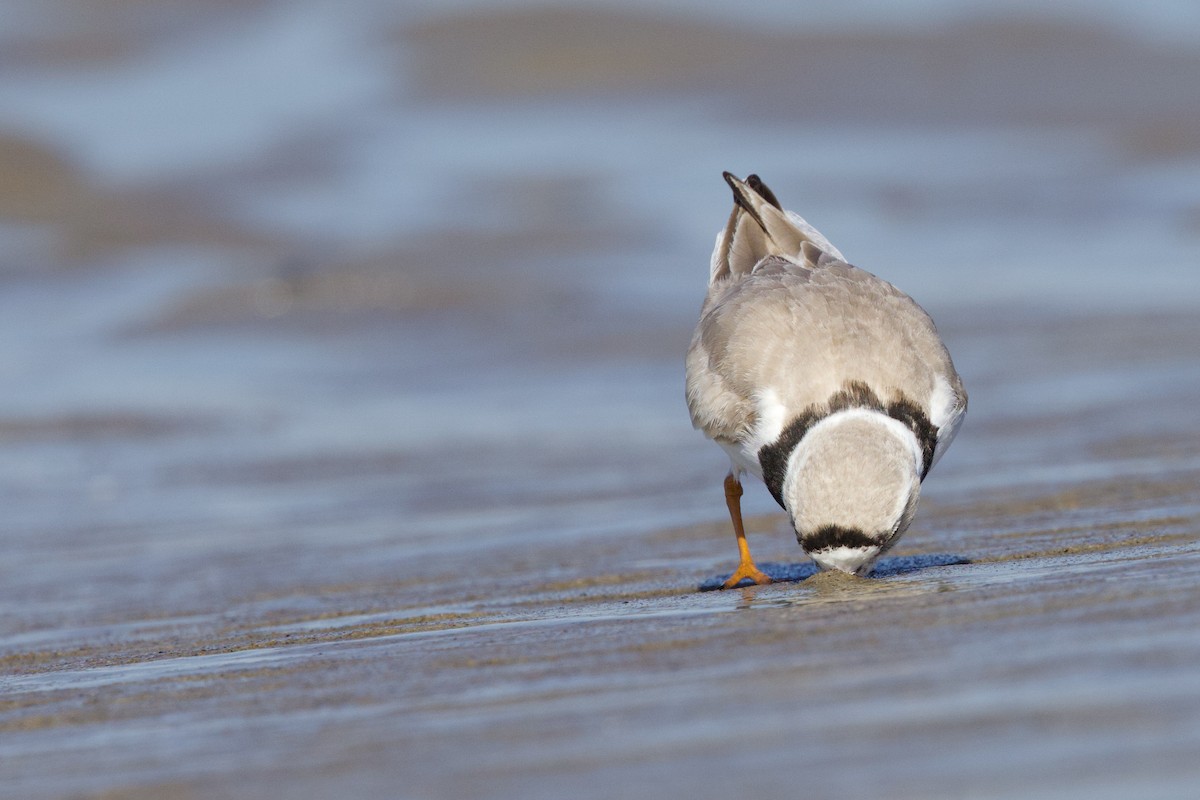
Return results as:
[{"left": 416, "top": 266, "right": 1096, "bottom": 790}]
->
[{"left": 685, "top": 172, "right": 966, "bottom": 588}]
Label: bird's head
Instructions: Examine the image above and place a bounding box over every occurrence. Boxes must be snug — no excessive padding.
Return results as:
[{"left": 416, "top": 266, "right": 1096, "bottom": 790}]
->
[{"left": 782, "top": 410, "right": 923, "bottom": 576}]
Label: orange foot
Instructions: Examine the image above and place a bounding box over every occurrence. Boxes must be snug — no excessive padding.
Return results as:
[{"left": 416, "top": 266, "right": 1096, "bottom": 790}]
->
[
  {"left": 721, "top": 563, "right": 773, "bottom": 590},
  {"left": 719, "top": 473, "right": 772, "bottom": 589}
]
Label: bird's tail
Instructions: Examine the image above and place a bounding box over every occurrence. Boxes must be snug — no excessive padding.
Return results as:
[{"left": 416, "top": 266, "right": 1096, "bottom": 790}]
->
[{"left": 709, "top": 172, "right": 845, "bottom": 284}]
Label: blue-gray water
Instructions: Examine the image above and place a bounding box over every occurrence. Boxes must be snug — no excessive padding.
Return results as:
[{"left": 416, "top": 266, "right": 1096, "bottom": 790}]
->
[{"left": 2, "top": 2, "right": 1200, "bottom": 798}]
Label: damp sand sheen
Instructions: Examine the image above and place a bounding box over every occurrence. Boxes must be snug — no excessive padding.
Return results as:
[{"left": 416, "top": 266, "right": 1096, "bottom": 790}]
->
[{"left": 3, "top": 3, "right": 1200, "bottom": 799}]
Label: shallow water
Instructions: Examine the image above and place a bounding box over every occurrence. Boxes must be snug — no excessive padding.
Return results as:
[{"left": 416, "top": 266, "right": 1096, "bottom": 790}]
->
[{"left": 2, "top": 2, "right": 1200, "bottom": 798}]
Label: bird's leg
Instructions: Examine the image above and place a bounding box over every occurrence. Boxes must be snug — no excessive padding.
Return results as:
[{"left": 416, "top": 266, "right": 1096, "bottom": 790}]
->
[{"left": 721, "top": 473, "right": 772, "bottom": 589}]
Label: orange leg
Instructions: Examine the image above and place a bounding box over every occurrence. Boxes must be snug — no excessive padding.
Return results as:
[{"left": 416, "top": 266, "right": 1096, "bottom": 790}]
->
[{"left": 721, "top": 473, "right": 772, "bottom": 589}]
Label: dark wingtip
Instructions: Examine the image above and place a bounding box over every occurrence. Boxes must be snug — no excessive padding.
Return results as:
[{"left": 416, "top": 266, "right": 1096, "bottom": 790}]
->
[
  {"left": 722, "top": 171, "right": 751, "bottom": 213},
  {"left": 722, "top": 171, "right": 760, "bottom": 220},
  {"left": 722, "top": 171, "right": 783, "bottom": 213},
  {"left": 746, "top": 174, "right": 783, "bottom": 210}
]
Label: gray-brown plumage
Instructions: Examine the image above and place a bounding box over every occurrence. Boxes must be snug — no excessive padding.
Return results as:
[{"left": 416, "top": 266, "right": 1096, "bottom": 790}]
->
[{"left": 686, "top": 172, "right": 966, "bottom": 587}]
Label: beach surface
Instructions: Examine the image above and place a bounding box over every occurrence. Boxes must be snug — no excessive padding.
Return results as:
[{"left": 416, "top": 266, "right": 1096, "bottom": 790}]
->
[{"left": 2, "top": 3, "right": 1200, "bottom": 798}]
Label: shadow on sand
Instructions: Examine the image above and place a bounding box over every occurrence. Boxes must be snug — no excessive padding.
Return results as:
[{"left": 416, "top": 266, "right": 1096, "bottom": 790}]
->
[{"left": 699, "top": 553, "right": 970, "bottom": 591}]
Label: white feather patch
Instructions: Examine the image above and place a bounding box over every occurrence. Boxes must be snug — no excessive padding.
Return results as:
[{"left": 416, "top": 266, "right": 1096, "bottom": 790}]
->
[
  {"left": 929, "top": 374, "right": 965, "bottom": 470},
  {"left": 720, "top": 388, "right": 790, "bottom": 480},
  {"left": 751, "top": 388, "right": 788, "bottom": 451},
  {"left": 708, "top": 230, "right": 727, "bottom": 284},
  {"left": 781, "top": 408, "right": 921, "bottom": 543},
  {"left": 782, "top": 210, "right": 845, "bottom": 261},
  {"left": 784, "top": 408, "right": 924, "bottom": 491},
  {"left": 810, "top": 545, "right": 881, "bottom": 575},
  {"left": 718, "top": 440, "right": 756, "bottom": 479}
]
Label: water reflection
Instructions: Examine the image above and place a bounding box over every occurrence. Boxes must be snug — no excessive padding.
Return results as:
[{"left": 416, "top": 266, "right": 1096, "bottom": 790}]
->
[{"left": 700, "top": 553, "right": 969, "bottom": 591}]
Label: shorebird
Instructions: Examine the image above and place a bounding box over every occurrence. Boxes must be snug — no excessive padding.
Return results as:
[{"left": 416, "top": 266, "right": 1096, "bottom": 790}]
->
[{"left": 685, "top": 172, "right": 966, "bottom": 588}]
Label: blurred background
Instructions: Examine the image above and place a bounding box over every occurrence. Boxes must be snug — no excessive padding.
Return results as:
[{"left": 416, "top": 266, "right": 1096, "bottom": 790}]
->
[
  {"left": 4, "top": 0, "right": 1200, "bottom": 609},
  {"left": 3, "top": 1, "right": 1200, "bottom": 795},
  {"left": 2, "top": 0, "right": 1200, "bottom": 796}
]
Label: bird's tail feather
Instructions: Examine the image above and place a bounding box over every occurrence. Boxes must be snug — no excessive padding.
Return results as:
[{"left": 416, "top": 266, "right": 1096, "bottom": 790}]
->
[{"left": 709, "top": 172, "right": 845, "bottom": 284}]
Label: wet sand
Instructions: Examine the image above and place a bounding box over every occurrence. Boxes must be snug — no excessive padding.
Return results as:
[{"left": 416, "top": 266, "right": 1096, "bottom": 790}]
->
[
  {"left": 4, "top": 465, "right": 1199, "bottom": 799},
  {"left": 3, "top": 3, "right": 1200, "bottom": 798},
  {"left": 3, "top": 295, "right": 1199, "bottom": 798}
]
